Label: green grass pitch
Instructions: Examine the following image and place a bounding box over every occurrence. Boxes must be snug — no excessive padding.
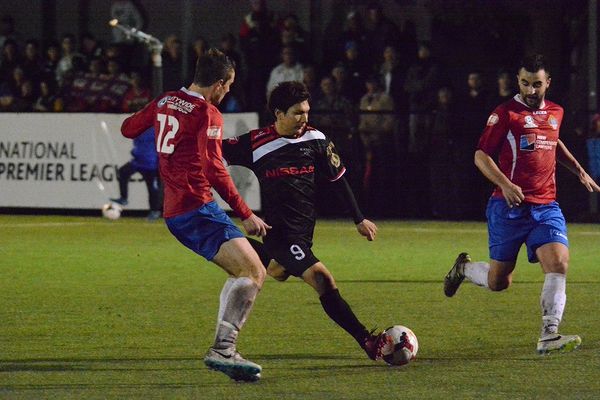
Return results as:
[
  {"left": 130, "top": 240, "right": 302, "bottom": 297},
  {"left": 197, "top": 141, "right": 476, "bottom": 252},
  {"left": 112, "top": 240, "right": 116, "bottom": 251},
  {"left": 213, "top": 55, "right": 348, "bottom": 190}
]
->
[{"left": 1, "top": 215, "right": 599, "bottom": 399}]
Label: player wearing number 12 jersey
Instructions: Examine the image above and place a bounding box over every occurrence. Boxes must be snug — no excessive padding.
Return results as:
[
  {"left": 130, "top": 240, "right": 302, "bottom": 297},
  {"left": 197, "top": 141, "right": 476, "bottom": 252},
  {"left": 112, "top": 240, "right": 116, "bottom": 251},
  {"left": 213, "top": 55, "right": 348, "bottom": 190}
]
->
[
  {"left": 223, "top": 81, "right": 392, "bottom": 361},
  {"left": 121, "top": 49, "right": 270, "bottom": 382},
  {"left": 444, "top": 54, "right": 600, "bottom": 354}
]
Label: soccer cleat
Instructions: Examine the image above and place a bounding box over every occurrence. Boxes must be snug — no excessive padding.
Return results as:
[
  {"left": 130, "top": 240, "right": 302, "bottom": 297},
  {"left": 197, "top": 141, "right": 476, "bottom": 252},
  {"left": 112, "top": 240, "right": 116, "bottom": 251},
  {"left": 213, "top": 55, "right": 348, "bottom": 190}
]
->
[
  {"left": 204, "top": 348, "right": 262, "bottom": 382},
  {"left": 146, "top": 210, "right": 162, "bottom": 221},
  {"left": 536, "top": 334, "right": 582, "bottom": 355},
  {"left": 361, "top": 329, "right": 393, "bottom": 361},
  {"left": 109, "top": 197, "right": 128, "bottom": 206},
  {"left": 444, "top": 252, "right": 471, "bottom": 297}
]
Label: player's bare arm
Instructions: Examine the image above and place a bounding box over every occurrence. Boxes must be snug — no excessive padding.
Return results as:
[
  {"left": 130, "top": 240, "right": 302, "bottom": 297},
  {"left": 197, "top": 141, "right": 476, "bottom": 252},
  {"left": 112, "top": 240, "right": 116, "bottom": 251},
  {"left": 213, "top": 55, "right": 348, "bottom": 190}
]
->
[
  {"left": 556, "top": 139, "right": 600, "bottom": 192},
  {"left": 474, "top": 149, "right": 524, "bottom": 207},
  {"left": 356, "top": 219, "right": 377, "bottom": 241},
  {"left": 241, "top": 214, "right": 271, "bottom": 237}
]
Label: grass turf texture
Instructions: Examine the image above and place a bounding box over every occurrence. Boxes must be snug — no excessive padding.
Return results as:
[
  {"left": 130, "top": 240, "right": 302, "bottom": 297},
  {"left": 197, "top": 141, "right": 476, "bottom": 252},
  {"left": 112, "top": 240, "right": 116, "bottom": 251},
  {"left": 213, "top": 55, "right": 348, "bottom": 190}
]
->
[{"left": 1, "top": 215, "right": 599, "bottom": 399}]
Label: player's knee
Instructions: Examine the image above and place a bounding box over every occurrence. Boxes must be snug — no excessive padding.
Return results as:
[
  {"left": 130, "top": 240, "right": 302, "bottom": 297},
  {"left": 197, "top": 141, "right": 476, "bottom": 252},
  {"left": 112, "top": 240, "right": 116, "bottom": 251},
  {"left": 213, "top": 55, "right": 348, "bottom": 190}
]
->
[
  {"left": 245, "top": 258, "right": 266, "bottom": 287},
  {"left": 305, "top": 265, "right": 336, "bottom": 293},
  {"left": 545, "top": 259, "right": 569, "bottom": 274},
  {"left": 489, "top": 276, "right": 511, "bottom": 291},
  {"left": 267, "top": 261, "right": 289, "bottom": 281},
  {"left": 233, "top": 239, "right": 266, "bottom": 285}
]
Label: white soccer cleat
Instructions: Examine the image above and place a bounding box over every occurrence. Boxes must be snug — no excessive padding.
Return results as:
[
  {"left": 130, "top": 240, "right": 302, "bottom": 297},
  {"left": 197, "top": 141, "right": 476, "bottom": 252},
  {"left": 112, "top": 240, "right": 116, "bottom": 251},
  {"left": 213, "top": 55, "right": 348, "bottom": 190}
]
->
[
  {"left": 536, "top": 334, "right": 582, "bottom": 355},
  {"left": 204, "top": 347, "right": 262, "bottom": 382}
]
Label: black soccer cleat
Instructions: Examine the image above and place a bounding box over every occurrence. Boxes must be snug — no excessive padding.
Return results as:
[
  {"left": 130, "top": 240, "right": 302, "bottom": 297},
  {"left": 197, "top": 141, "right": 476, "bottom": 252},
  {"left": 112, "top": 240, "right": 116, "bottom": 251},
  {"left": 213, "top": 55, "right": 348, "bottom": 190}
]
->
[
  {"left": 444, "top": 252, "right": 471, "bottom": 297},
  {"left": 109, "top": 197, "right": 128, "bottom": 206}
]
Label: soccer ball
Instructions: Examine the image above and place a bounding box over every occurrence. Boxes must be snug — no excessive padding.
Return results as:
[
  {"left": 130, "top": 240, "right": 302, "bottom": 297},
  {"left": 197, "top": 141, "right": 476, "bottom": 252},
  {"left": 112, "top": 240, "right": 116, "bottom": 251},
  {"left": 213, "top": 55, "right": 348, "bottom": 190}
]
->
[
  {"left": 381, "top": 325, "right": 419, "bottom": 366},
  {"left": 102, "top": 202, "right": 122, "bottom": 220}
]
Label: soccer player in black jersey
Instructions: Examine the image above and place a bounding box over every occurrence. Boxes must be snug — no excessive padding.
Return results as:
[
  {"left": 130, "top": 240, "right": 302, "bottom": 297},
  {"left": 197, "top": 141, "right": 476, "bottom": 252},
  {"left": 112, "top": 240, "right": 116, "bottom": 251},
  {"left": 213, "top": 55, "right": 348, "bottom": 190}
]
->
[{"left": 223, "top": 81, "right": 391, "bottom": 361}]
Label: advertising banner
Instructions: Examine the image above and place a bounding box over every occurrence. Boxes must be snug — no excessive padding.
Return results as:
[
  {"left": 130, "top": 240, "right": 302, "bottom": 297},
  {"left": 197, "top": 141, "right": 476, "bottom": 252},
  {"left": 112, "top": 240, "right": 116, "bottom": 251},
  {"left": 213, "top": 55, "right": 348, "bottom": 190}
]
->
[{"left": 0, "top": 113, "right": 260, "bottom": 211}]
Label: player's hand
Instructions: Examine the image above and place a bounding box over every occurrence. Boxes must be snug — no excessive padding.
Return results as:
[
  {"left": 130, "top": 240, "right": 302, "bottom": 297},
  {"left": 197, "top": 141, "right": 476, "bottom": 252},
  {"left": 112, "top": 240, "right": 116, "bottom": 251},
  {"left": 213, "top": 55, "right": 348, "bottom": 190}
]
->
[
  {"left": 356, "top": 219, "right": 377, "bottom": 241},
  {"left": 241, "top": 214, "right": 272, "bottom": 237},
  {"left": 578, "top": 169, "right": 600, "bottom": 192},
  {"left": 500, "top": 182, "right": 525, "bottom": 208}
]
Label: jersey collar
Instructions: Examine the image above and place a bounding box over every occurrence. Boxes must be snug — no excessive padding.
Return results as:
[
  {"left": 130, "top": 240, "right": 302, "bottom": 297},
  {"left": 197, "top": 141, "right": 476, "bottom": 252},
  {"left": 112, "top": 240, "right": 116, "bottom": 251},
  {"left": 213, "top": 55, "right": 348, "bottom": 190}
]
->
[
  {"left": 180, "top": 87, "right": 205, "bottom": 100},
  {"left": 514, "top": 94, "right": 546, "bottom": 109},
  {"left": 273, "top": 123, "right": 307, "bottom": 139}
]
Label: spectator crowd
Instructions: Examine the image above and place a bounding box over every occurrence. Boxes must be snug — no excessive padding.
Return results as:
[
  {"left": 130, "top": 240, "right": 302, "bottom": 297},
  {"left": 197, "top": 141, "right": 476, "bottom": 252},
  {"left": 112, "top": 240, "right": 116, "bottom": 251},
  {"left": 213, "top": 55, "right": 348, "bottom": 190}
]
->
[{"left": 0, "top": 1, "right": 595, "bottom": 220}]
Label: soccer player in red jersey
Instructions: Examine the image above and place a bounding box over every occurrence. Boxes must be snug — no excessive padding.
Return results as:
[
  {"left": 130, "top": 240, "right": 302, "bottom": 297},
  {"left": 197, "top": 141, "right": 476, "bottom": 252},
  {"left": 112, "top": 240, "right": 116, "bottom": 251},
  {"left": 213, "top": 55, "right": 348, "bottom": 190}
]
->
[
  {"left": 222, "top": 81, "right": 392, "bottom": 361},
  {"left": 444, "top": 54, "right": 600, "bottom": 354},
  {"left": 121, "top": 49, "right": 270, "bottom": 382}
]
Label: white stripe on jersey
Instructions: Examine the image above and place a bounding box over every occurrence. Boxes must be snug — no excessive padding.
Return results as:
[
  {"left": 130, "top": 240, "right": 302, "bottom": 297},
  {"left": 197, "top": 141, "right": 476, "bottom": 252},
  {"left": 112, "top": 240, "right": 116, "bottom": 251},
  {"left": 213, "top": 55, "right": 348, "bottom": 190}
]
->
[
  {"left": 330, "top": 167, "right": 347, "bottom": 182},
  {"left": 252, "top": 129, "right": 326, "bottom": 162},
  {"left": 507, "top": 130, "right": 517, "bottom": 179}
]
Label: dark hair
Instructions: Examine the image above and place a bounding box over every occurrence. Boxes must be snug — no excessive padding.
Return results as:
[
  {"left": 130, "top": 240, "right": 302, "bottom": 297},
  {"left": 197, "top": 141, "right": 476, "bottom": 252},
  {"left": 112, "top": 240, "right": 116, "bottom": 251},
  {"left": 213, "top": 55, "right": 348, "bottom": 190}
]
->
[
  {"left": 268, "top": 81, "right": 310, "bottom": 115},
  {"left": 519, "top": 54, "right": 549, "bottom": 76},
  {"left": 193, "top": 48, "right": 234, "bottom": 86}
]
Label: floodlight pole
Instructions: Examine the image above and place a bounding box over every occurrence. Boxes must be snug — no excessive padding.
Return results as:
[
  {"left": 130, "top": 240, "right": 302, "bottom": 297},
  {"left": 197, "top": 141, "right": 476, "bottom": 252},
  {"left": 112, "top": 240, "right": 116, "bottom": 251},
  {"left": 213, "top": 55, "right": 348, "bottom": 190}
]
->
[{"left": 108, "top": 19, "right": 164, "bottom": 96}]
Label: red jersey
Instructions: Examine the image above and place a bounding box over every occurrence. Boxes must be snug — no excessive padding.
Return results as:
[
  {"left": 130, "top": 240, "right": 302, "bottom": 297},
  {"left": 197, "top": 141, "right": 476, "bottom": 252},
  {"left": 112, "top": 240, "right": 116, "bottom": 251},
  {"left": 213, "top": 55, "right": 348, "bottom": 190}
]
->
[
  {"left": 121, "top": 87, "right": 252, "bottom": 219},
  {"left": 478, "top": 95, "right": 563, "bottom": 204}
]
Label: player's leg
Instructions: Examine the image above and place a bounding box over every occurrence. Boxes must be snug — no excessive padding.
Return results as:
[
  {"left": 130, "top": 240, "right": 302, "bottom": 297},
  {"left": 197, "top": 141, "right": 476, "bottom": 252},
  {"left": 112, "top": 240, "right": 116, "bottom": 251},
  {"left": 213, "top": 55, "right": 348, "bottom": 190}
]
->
[
  {"left": 525, "top": 203, "right": 580, "bottom": 353},
  {"left": 111, "top": 162, "right": 134, "bottom": 205},
  {"left": 245, "top": 236, "right": 270, "bottom": 268},
  {"left": 141, "top": 170, "right": 162, "bottom": 220},
  {"left": 244, "top": 236, "right": 289, "bottom": 281},
  {"left": 446, "top": 198, "right": 524, "bottom": 297},
  {"left": 164, "top": 202, "right": 265, "bottom": 381},
  {"left": 210, "top": 239, "right": 265, "bottom": 351},
  {"left": 445, "top": 255, "right": 516, "bottom": 296},
  {"left": 302, "top": 262, "right": 390, "bottom": 360},
  {"left": 533, "top": 242, "right": 580, "bottom": 353},
  {"left": 206, "top": 237, "right": 265, "bottom": 380}
]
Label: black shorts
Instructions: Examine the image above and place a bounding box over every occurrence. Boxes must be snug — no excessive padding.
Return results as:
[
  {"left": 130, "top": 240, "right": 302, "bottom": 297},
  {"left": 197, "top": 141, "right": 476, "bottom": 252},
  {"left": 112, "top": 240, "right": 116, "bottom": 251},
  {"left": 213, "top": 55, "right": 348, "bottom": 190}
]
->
[{"left": 263, "top": 236, "right": 319, "bottom": 277}]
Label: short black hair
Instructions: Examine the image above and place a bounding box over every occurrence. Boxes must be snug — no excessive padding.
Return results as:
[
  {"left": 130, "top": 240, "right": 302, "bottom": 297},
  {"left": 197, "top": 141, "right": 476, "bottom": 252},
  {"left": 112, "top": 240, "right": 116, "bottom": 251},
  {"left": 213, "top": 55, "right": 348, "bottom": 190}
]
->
[
  {"left": 268, "top": 81, "right": 310, "bottom": 115},
  {"left": 519, "top": 54, "right": 549, "bottom": 76},
  {"left": 193, "top": 48, "right": 235, "bottom": 87}
]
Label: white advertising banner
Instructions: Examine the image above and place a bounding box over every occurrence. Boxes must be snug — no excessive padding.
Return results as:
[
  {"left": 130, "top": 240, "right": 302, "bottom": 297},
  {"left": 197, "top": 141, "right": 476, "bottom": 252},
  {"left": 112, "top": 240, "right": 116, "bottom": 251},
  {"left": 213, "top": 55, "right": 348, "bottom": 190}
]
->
[{"left": 0, "top": 113, "right": 261, "bottom": 211}]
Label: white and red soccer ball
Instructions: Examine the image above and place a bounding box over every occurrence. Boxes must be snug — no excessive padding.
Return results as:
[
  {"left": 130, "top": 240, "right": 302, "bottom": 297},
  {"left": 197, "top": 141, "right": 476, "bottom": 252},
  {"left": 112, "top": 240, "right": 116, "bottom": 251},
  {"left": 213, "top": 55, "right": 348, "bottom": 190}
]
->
[
  {"left": 381, "top": 325, "right": 419, "bottom": 366},
  {"left": 101, "top": 202, "right": 122, "bottom": 220}
]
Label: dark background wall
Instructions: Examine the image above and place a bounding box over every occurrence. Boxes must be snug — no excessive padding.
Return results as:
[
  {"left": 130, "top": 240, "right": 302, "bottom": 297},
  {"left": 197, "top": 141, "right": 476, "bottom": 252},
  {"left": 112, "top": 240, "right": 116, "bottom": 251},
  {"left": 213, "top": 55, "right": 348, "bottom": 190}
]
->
[{"left": 1, "top": 0, "right": 597, "bottom": 220}]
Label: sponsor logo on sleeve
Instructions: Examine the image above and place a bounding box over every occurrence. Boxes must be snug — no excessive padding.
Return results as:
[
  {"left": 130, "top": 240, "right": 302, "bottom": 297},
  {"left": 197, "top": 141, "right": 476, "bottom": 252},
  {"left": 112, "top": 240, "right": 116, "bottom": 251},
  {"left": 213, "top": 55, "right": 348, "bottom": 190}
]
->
[
  {"left": 158, "top": 96, "right": 170, "bottom": 108},
  {"left": 326, "top": 142, "right": 341, "bottom": 168},
  {"left": 487, "top": 113, "right": 499, "bottom": 126},
  {"left": 207, "top": 126, "right": 222, "bottom": 139}
]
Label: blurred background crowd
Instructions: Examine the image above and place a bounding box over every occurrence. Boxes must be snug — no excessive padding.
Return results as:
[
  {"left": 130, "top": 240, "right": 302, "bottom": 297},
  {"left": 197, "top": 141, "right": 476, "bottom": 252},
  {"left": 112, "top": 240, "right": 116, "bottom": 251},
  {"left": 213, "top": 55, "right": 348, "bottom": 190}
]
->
[{"left": 1, "top": 0, "right": 599, "bottom": 220}]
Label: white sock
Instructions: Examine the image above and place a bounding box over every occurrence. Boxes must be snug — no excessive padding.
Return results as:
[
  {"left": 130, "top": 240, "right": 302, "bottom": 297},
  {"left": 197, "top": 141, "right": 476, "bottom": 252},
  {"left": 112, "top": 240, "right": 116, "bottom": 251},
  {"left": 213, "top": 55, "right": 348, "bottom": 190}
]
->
[
  {"left": 540, "top": 272, "right": 566, "bottom": 338},
  {"left": 214, "top": 277, "right": 235, "bottom": 342},
  {"left": 213, "top": 277, "right": 259, "bottom": 350},
  {"left": 463, "top": 261, "right": 490, "bottom": 288}
]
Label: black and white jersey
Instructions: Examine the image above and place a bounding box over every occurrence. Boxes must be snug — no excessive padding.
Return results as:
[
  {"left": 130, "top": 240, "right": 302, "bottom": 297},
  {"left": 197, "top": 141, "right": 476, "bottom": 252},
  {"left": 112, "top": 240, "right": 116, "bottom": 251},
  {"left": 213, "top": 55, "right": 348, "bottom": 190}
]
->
[{"left": 223, "top": 125, "right": 346, "bottom": 240}]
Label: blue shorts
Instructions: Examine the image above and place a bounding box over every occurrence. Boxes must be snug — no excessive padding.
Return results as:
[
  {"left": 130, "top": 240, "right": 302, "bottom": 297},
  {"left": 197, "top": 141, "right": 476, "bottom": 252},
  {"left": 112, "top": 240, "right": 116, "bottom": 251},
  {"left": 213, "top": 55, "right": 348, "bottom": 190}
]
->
[
  {"left": 165, "top": 201, "right": 244, "bottom": 261},
  {"left": 486, "top": 198, "right": 568, "bottom": 263}
]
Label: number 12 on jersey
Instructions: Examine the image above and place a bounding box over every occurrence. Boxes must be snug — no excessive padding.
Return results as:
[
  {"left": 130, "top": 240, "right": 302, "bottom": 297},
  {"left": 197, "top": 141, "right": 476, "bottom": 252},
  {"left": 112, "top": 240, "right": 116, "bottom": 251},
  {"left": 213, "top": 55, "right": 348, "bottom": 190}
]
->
[{"left": 156, "top": 113, "right": 180, "bottom": 154}]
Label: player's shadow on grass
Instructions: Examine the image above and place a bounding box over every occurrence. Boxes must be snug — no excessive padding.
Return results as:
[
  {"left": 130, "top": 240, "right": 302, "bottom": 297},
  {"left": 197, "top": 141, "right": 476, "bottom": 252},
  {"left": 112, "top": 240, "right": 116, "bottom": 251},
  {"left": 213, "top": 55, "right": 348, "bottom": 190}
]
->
[
  {"left": 0, "top": 357, "right": 203, "bottom": 373},
  {"left": 0, "top": 363, "right": 85, "bottom": 372},
  {"left": 254, "top": 353, "right": 355, "bottom": 361}
]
